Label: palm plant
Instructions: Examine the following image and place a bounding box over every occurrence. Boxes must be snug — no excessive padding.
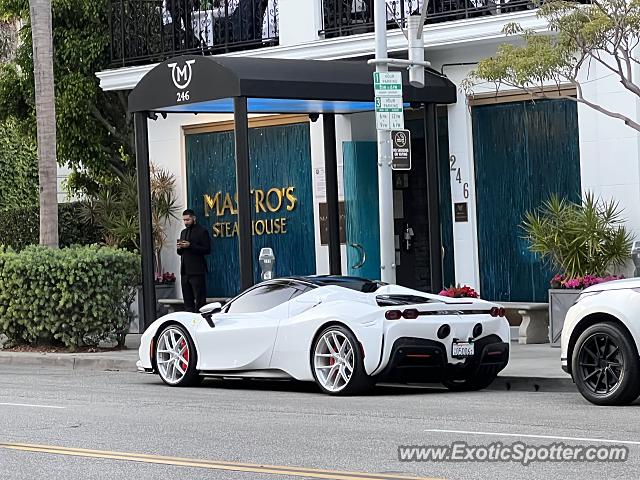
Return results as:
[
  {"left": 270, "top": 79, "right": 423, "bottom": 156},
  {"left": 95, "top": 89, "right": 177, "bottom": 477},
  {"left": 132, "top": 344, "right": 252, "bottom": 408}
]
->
[
  {"left": 80, "top": 164, "right": 180, "bottom": 279},
  {"left": 149, "top": 164, "right": 180, "bottom": 278},
  {"left": 80, "top": 174, "right": 139, "bottom": 251},
  {"left": 522, "top": 192, "right": 634, "bottom": 280}
]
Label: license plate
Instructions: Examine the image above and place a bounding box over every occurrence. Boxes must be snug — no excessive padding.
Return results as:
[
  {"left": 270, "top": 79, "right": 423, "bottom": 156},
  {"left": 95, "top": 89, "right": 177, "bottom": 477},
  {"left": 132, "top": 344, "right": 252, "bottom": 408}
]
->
[{"left": 452, "top": 342, "right": 474, "bottom": 357}]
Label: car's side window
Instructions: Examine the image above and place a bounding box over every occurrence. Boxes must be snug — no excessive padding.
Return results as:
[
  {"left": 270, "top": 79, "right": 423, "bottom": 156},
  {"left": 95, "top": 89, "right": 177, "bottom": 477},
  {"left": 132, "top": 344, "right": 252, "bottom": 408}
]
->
[
  {"left": 225, "top": 283, "right": 297, "bottom": 314},
  {"left": 289, "top": 283, "right": 314, "bottom": 300}
]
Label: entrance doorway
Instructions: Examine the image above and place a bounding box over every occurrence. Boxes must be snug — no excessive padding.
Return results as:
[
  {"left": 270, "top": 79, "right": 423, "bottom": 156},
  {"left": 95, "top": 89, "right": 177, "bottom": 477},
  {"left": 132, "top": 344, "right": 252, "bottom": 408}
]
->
[
  {"left": 342, "top": 110, "right": 455, "bottom": 292},
  {"left": 393, "top": 112, "right": 454, "bottom": 292}
]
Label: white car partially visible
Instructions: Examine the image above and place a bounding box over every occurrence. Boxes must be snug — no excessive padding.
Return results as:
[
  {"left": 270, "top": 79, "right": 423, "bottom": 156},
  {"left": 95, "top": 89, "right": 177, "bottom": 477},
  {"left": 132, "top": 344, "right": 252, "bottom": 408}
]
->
[
  {"left": 562, "top": 278, "right": 640, "bottom": 405},
  {"left": 138, "top": 275, "right": 511, "bottom": 395}
]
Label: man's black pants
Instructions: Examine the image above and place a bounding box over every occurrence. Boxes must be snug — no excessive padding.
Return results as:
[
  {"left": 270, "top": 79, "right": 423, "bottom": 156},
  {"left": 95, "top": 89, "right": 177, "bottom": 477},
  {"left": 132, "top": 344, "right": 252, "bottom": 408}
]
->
[{"left": 181, "top": 274, "right": 207, "bottom": 312}]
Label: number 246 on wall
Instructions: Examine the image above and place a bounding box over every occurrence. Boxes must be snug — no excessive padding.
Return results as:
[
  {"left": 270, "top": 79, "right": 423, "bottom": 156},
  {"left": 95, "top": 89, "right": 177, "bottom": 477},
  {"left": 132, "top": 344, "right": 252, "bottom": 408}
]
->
[
  {"left": 177, "top": 91, "right": 190, "bottom": 102},
  {"left": 449, "top": 155, "right": 469, "bottom": 199}
]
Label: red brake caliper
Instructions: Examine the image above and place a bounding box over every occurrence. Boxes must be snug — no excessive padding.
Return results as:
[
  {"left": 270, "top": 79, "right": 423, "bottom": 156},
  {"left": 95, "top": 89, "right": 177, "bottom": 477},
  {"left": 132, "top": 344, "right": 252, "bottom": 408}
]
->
[{"left": 180, "top": 340, "right": 189, "bottom": 370}]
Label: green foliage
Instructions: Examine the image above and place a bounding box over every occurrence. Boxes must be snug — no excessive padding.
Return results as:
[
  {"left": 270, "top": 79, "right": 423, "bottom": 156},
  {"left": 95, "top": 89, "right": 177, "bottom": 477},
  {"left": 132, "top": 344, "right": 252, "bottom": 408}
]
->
[
  {"left": 0, "top": 245, "right": 140, "bottom": 349},
  {"left": 79, "top": 174, "right": 139, "bottom": 251},
  {"left": 150, "top": 164, "right": 180, "bottom": 274},
  {"left": 0, "top": 118, "right": 38, "bottom": 209},
  {"left": 0, "top": 0, "right": 135, "bottom": 194},
  {"left": 79, "top": 164, "right": 180, "bottom": 273},
  {"left": 522, "top": 193, "right": 634, "bottom": 278},
  {"left": 0, "top": 202, "right": 103, "bottom": 250},
  {"left": 463, "top": 0, "right": 640, "bottom": 131}
]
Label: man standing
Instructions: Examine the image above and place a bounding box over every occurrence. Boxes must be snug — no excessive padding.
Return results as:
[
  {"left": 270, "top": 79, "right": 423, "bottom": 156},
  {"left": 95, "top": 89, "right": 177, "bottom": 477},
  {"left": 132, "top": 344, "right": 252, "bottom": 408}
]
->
[{"left": 177, "top": 209, "right": 211, "bottom": 312}]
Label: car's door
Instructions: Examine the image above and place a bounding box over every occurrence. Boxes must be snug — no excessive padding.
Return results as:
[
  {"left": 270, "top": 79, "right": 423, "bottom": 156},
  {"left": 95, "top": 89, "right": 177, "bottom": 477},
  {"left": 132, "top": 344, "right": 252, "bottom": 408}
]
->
[{"left": 195, "top": 281, "right": 298, "bottom": 371}]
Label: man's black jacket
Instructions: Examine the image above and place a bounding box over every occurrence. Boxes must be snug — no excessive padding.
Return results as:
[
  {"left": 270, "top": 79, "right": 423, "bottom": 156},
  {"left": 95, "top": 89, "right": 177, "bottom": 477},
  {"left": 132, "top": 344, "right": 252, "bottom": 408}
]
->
[{"left": 177, "top": 223, "right": 211, "bottom": 276}]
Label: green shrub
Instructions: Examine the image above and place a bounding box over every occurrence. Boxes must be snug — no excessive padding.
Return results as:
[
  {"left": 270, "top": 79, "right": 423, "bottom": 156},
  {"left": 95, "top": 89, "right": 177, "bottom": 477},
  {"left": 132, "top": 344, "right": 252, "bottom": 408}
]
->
[
  {"left": 0, "top": 202, "right": 103, "bottom": 251},
  {"left": 0, "top": 245, "right": 140, "bottom": 349}
]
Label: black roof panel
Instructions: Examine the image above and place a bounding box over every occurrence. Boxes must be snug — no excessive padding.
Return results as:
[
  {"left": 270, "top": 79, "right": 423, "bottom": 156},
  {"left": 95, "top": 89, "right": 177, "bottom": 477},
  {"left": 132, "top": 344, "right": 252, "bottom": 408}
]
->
[{"left": 286, "top": 275, "right": 386, "bottom": 293}]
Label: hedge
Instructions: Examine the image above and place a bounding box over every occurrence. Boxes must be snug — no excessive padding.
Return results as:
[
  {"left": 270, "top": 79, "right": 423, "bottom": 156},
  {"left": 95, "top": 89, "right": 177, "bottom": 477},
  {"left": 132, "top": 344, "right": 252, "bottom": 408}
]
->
[
  {"left": 0, "top": 202, "right": 103, "bottom": 251},
  {"left": 0, "top": 245, "right": 140, "bottom": 349}
]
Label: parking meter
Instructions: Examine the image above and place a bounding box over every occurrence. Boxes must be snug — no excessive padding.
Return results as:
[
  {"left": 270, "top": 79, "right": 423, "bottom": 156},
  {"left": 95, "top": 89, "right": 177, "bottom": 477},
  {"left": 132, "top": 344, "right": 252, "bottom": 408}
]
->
[
  {"left": 259, "top": 248, "right": 275, "bottom": 281},
  {"left": 632, "top": 241, "right": 640, "bottom": 276}
]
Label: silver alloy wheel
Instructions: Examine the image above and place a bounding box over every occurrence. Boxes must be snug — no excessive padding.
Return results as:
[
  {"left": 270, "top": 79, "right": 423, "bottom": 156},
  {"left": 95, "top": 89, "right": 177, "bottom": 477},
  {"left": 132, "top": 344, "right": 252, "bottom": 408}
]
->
[
  {"left": 314, "top": 330, "right": 355, "bottom": 393},
  {"left": 156, "top": 327, "right": 190, "bottom": 385}
]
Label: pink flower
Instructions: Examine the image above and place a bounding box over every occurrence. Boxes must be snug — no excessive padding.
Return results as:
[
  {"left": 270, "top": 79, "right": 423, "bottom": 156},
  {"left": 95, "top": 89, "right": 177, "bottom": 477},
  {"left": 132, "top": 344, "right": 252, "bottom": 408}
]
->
[
  {"left": 439, "top": 285, "right": 479, "bottom": 298},
  {"left": 552, "top": 274, "right": 624, "bottom": 290}
]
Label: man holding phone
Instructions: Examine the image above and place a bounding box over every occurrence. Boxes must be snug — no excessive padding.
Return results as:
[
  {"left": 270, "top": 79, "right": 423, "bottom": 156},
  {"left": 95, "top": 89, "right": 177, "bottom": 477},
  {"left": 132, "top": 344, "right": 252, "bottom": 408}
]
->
[{"left": 177, "top": 209, "right": 212, "bottom": 312}]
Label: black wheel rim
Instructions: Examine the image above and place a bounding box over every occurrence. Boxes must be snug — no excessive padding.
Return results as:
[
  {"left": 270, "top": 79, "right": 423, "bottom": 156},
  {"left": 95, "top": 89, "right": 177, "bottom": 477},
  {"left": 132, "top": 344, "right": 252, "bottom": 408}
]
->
[{"left": 577, "top": 333, "right": 624, "bottom": 396}]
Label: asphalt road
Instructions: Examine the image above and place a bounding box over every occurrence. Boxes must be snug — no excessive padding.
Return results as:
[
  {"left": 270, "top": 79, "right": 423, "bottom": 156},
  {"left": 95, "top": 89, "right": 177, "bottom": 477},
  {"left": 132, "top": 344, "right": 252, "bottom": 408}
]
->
[{"left": 0, "top": 367, "right": 638, "bottom": 480}]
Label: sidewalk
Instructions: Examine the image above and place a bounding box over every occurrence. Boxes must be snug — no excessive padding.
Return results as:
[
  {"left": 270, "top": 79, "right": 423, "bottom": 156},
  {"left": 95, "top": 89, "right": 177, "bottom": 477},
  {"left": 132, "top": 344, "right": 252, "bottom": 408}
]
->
[
  {"left": 492, "top": 343, "right": 574, "bottom": 392},
  {"left": 0, "top": 335, "right": 573, "bottom": 392}
]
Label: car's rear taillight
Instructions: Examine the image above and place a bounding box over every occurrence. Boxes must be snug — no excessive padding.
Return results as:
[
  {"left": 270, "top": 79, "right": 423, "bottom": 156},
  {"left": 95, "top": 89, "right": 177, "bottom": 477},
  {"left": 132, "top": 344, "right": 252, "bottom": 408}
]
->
[
  {"left": 402, "top": 308, "right": 419, "bottom": 319},
  {"left": 490, "top": 307, "right": 505, "bottom": 317},
  {"left": 385, "top": 310, "right": 402, "bottom": 320}
]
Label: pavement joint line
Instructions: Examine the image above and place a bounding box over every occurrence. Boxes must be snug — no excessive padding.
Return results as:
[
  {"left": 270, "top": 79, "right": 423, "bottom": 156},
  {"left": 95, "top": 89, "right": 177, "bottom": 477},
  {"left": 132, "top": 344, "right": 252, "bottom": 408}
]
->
[
  {"left": 423, "top": 429, "right": 640, "bottom": 446},
  {"left": 0, "top": 402, "right": 65, "bottom": 409},
  {"left": 0, "top": 442, "right": 445, "bottom": 480}
]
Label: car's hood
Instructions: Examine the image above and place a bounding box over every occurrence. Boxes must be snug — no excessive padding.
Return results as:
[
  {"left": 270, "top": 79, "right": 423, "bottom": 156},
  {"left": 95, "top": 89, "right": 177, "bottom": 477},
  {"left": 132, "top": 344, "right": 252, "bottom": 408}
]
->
[{"left": 583, "top": 277, "right": 640, "bottom": 293}]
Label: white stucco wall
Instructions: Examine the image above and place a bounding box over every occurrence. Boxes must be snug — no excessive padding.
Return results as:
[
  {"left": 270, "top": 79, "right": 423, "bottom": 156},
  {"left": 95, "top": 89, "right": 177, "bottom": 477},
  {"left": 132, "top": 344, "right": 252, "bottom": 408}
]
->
[{"left": 577, "top": 59, "right": 640, "bottom": 244}]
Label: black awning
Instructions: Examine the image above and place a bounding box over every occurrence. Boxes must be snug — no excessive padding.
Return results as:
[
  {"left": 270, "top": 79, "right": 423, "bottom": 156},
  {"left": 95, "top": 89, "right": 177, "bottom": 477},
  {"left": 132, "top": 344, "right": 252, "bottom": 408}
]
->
[{"left": 128, "top": 55, "right": 456, "bottom": 113}]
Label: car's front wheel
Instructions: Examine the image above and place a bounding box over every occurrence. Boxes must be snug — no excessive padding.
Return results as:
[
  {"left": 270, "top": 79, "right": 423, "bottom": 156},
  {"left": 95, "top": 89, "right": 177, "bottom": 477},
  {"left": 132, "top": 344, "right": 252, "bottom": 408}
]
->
[
  {"left": 311, "top": 325, "right": 372, "bottom": 396},
  {"left": 155, "top": 324, "right": 201, "bottom": 387},
  {"left": 571, "top": 322, "right": 640, "bottom": 406}
]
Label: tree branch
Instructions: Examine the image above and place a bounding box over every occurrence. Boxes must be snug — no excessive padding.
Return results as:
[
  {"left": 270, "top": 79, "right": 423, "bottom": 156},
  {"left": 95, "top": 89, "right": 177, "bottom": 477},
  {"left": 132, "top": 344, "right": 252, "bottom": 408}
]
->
[
  {"left": 589, "top": 49, "right": 640, "bottom": 98},
  {"left": 573, "top": 81, "right": 640, "bottom": 132},
  {"left": 89, "top": 102, "right": 131, "bottom": 147}
]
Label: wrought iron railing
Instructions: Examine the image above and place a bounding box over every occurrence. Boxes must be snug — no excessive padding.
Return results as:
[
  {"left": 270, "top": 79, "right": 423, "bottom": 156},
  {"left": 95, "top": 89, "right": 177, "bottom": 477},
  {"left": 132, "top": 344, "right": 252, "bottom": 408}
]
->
[
  {"left": 109, "top": 0, "right": 279, "bottom": 67},
  {"left": 322, "top": 0, "right": 542, "bottom": 38}
]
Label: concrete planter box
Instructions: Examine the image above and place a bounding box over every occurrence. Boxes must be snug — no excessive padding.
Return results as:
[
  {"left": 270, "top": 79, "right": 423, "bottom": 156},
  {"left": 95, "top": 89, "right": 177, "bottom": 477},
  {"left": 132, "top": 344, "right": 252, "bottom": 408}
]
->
[
  {"left": 130, "top": 284, "right": 176, "bottom": 333},
  {"left": 548, "top": 289, "right": 580, "bottom": 347}
]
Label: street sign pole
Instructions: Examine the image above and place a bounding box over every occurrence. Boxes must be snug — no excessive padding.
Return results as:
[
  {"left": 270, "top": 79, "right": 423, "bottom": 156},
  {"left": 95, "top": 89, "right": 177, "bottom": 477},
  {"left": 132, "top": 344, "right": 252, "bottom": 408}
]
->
[{"left": 374, "top": 0, "right": 396, "bottom": 284}]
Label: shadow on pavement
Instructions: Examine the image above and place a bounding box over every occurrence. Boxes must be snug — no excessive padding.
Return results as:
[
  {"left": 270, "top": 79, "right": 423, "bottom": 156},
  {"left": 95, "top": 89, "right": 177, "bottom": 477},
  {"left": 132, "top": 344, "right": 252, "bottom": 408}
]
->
[{"left": 194, "top": 377, "right": 449, "bottom": 396}]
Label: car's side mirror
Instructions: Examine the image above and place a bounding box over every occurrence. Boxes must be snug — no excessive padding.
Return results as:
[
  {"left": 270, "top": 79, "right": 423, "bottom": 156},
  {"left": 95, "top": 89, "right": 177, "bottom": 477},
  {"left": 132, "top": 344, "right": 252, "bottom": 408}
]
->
[
  {"left": 199, "top": 302, "right": 222, "bottom": 328},
  {"left": 200, "top": 302, "right": 222, "bottom": 315}
]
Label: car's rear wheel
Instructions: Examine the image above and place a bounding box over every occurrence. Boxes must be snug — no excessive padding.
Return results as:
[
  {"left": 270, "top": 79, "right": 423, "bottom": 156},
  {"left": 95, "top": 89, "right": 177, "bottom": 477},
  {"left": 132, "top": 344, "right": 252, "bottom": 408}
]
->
[
  {"left": 156, "top": 324, "right": 201, "bottom": 387},
  {"left": 442, "top": 372, "right": 498, "bottom": 392},
  {"left": 311, "top": 325, "right": 372, "bottom": 396},
  {"left": 571, "top": 322, "right": 640, "bottom": 406}
]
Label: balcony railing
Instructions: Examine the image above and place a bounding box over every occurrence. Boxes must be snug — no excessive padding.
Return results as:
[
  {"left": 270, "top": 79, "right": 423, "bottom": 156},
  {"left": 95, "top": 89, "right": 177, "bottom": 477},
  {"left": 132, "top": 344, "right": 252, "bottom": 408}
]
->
[
  {"left": 321, "top": 0, "right": 540, "bottom": 38},
  {"left": 109, "top": 0, "right": 279, "bottom": 67}
]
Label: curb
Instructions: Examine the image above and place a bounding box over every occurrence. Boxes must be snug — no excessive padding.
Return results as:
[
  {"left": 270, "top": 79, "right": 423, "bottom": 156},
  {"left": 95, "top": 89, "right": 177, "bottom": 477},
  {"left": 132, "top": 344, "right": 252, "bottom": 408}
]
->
[
  {"left": 492, "top": 375, "right": 575, "bottom": 392},
  {"left": 0, "top": 352, "right": 138, "bottom": 372}
]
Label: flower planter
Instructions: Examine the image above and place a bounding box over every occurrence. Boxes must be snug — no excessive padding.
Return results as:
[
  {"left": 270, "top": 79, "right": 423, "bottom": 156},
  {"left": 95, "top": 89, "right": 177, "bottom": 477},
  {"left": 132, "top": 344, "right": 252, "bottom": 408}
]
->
[
  {"left": 155, "top": 283, "right": 176, "bottom": 317},
  {"left": 548, "top": 289, "right": 580, "bottom": 347}
]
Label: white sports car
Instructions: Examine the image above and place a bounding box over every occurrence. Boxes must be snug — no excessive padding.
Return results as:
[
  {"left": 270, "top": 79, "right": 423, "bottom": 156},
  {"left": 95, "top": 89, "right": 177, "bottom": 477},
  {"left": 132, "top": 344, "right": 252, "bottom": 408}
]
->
[
  {"left": 137, "top": 276, "right": 510, "bottom": 395},
  {"left": 562, "top": 278, "right": 640, "bottom": 405}
]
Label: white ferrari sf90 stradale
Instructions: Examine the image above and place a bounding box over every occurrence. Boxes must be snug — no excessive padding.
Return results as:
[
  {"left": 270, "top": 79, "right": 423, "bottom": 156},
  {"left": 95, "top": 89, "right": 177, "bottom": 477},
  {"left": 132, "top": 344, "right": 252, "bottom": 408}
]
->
[{"left": 137, "top": 276, "right": 510, "bottom": 395}]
